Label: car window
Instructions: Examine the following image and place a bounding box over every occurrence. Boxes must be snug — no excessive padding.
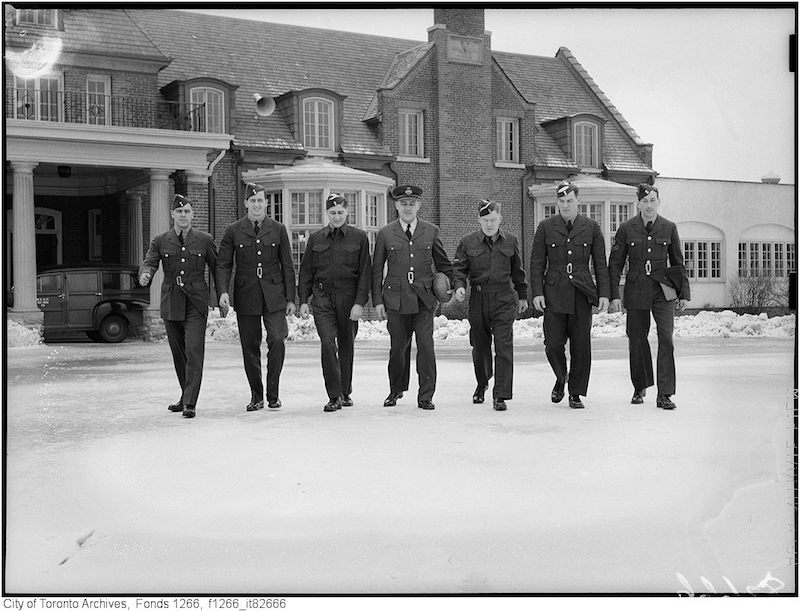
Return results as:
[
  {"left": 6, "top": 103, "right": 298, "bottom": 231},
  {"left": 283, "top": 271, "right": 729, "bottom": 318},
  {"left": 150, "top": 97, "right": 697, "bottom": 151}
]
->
[
  {"left": 67, "top": 272, "right": 99, "bottom": 292},
  {"left": 38, "top": 274, "right": 62, "bottom": 292},
  {"left": 103, "top": 272, "right": 139, "bottom": 290}
]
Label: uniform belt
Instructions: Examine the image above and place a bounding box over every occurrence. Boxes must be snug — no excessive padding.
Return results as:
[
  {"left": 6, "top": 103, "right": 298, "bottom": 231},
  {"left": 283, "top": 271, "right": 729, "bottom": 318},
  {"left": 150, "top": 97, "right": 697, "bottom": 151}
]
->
[
  {"left": 634, "top": 261, "right": 665, "bottom": 276},
  {"left": 564, "top": 264, "right": 590, "bottom": 273}
]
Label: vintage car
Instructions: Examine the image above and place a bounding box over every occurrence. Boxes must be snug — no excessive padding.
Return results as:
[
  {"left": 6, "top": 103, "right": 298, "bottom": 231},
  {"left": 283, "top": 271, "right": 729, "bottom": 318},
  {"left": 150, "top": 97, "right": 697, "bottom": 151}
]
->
[{"left": 35, "top": 265, "right": 150, "bottom": 342}]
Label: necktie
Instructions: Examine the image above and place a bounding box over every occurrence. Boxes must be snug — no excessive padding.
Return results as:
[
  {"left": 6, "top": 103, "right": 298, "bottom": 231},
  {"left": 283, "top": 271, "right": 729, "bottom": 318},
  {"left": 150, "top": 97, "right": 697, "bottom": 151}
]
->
[
  {"left": 332, "top": 227, "right": 340, "bottom": 240},
  {"left": 566, "top": 220, "right": 573, "bottom": 233},
  {"left": 178, "top": 231, "right": 184, "bottom": 245},
  {"left": 405, "top": 225, "right": 413, "bottom": 241},
  {"left": 254, "top": 221, "right": 260, "bottom": 234},
  {"left": 646, "top": 221, "right": 653, "bottom": 234}
]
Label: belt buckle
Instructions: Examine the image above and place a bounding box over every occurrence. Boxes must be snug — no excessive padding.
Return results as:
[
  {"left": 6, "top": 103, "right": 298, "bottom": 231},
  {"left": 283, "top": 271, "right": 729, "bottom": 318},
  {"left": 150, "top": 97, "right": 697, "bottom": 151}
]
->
[
  {"left": 257, "top": 267, "right": 263, "bottom": 279},
  {"left": 407, "top": 271, "right": 414, "bottom": 284},
  {"left": 475, "top": 284, "right": 482, "bottom": 292},
  {"left": 566, "top": 262, "right": 573, "bottom": 274},
  {"left": 176, "top": 276, "right": 184, "bottom": 287},
  {"left": 645, "top": 260, "right": 652, "bottom": 275}
]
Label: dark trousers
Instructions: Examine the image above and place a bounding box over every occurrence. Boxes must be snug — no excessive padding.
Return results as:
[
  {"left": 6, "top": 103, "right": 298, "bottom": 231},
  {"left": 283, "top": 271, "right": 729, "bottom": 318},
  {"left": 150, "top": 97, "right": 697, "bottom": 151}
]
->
[
  {"left": 164, "top": 300, "right": 207, "bottom": 407},
  {"left": 312, "top": 291, "right": 358, "bottom": 400},
  {"left": 626, "top": 282, "right": 676, "bottom": 395},
  {"left": 469, "top": 291, "right": 517, "bottom": 400},
  {"left": 237, "top": 308, "right": 288, "bottom": 403},
  {"left": 543, "top": 291, "right": 593, "bottom": 396},
  {"left": 387, "top": 305, "right": 435, "bottom": 402}
]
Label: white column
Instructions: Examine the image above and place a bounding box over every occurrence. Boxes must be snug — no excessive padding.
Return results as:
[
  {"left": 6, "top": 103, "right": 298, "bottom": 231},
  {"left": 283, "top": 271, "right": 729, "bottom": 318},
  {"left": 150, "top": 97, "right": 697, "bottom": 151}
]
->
[
  {"left": 126, "top": 191, "right": 143, "bottom": 265},
  {"left": 148, "top": 169, "right": 172, "bottom": 310},
  {"left": 11, "top": 162, "right": 38, "bottom": 313}
]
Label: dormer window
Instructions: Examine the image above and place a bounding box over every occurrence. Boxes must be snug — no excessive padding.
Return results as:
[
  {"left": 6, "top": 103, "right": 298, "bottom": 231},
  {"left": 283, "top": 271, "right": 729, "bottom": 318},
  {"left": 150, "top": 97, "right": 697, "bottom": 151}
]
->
[
  {"left": 574, "top": 121, "right": 599, "bottom": 168},
  {"left": 190, "top": 86, "right": 225, "bottom": 133},
  {"left": 16, "top": 9, "right": 56, "bottom": 27},
  {"left": 303, "top": 97, "right": 334, "bottom": 151}
]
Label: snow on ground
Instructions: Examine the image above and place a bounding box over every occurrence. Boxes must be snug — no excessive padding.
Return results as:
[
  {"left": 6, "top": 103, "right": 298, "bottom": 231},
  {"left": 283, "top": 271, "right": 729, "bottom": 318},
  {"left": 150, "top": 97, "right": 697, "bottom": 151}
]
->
[{"left": 7, "top": 319, "right": 43, "bottom": 347}]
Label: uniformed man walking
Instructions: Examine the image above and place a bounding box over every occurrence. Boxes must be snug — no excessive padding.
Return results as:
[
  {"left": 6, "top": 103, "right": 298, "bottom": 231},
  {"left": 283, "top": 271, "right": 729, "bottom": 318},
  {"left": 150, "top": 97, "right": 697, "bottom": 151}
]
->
[
  {"left": 453, "top": 200, "right": 528, "bottom": 411},
  {"left": 608, "top": 183, "right": 690, "bottom": 410},
  {"left": 298, "top": 193, "right": 371, "bottom": 412},
  {"left": 372, "top": 185, "right": 454, "bottom": 410},
  {"left": 139, "top": 194, "right": 219, "bottom": 419},
  {"left": 530, "top": 181, "right": 610, "bottom": 409},
  {"left": 217, "top": 183, "right": 296, "bottom": 412}
]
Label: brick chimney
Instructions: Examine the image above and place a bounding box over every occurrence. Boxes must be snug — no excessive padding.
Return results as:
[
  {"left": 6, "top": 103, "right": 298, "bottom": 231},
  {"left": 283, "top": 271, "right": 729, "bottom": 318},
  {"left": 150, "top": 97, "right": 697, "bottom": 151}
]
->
[{"left": 426, "top": 8, "right": 493, "bottom": 248}]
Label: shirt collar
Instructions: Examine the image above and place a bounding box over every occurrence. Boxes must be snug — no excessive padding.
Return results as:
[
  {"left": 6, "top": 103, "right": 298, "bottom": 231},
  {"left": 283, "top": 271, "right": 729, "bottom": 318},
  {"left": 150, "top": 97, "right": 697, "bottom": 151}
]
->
[
  {"left": 174, "top": 227, "right": 190, "bottom": 238},
  {"left": 400, "top": 218, "right": 418, "bottom": 234}
]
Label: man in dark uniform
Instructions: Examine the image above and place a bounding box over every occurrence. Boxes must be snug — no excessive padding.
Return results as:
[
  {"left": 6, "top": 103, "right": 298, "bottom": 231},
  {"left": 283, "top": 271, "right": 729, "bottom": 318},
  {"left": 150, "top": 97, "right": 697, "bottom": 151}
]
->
[
  {"left": 371, "top": 185, "right": 454, "bottom": 410},
  {"left": 609, "top": 183, "right": 690, "bottom": 410},
  {"left": 139, "top": 194, "right": 219, "bottom": 419},
  {"left": 217, "top": 183, "right": 296, "bottom": 412},
  {"left": 453, "top": 200, "right": 528, "bottom": 411},
  {"left": 530, "top": 181, "right": 610, "bottom": 409},
  {"left": 298, "top": 193, "right": 371, "bottom": 412}
]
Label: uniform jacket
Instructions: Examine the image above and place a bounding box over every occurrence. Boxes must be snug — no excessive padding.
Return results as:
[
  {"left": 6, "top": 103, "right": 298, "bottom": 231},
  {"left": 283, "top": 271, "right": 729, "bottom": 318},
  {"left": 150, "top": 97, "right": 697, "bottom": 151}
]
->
[
  {"left": 371, "top": 218, "right": 454, "bottom": 314},
  {"left": 530, "top": 213, "right": 610, "bottom": 314},
  {"left": 452, "top": 229, "right": 528, "bottom": 300},
  {"left": 216, "top": 216, "right": 296, "bottom": 315},
  {"left": 297, "top": 223, "right": 371, "bottom": 306},
  {"left": 608, "top": 214, "right": 691, "bottom": 309},
  {"left": 139, "top": 227, "right": 218, "bottom": 321}
]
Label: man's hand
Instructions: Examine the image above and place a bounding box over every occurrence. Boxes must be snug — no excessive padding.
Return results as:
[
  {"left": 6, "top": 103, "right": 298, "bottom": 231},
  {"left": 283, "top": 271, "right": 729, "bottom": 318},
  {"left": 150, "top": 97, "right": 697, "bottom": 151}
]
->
[
  {"left": 139, "top": 271, "right": 151, "bottom": 286},
  {"left": 375, "top": 304, "right": 386, "bottom": 321},
  {"left": 455, "top": 287, "right": 466, "bottom": 302},
  {"left": 286, "top": 301, "right": 296, "bottom": 317},
  {"left": 349, "top": 304, "right": 364, "bottom": 321},
  {"left": 677, "top": 299, "right": 688, "bottom": 311},
  {"left": 608, "top": 298, "right": 622, "bottom": 313},
  {"left": 532, "top": 295, "right": 546, "bottom": 312},
  {"left": 598, "top": 297, "right": 609, "bottom": 313},
  {"left": 299, "top": 303, "right": 310, "bottom": 319}
]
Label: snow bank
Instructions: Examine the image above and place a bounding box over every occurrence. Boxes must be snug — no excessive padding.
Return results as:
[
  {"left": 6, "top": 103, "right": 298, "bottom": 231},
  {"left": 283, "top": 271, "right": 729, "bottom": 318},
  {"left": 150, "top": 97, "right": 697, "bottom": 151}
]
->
[
  {"left": 204, "top": 309, "right": 794, "bottom": 343},
  {"left": 6, "top": 320, "right": 42, "bottom": 347}
]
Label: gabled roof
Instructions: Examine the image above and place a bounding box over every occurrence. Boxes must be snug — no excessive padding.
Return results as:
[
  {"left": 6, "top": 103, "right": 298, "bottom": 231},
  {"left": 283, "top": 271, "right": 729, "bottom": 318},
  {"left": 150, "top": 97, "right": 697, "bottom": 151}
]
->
[
  {"left": 493, "top": 48, "right": 652, "bottom": 174},
  {"left": 128, "top": 9, "right": 421, "bottom": 156},
  {"left": 5, "top": 7, "right": 169, "bottom": 64}
]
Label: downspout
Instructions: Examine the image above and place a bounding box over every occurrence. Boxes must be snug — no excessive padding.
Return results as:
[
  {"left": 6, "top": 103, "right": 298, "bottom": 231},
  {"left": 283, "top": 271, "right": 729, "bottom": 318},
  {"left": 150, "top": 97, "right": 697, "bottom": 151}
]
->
[{"left": 206, "top": 146, "right": 229, "bottom": 236}]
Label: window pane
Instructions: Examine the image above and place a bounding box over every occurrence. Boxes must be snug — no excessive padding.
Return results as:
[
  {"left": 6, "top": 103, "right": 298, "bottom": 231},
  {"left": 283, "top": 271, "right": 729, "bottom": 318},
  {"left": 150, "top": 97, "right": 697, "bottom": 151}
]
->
[
  {"left": 738, "top": 243, "right": 747, "bottom": 277},
  {"left": 711, "top": 242, "right": 721, "bottom": 278},
  {"left": 787, "top": 243, "right": 796, "bottom": 273},
  {"left": 367, "top": 194, "right": 379, "bottom": 228},
  {"left": 762, "top": 243, "right": 772, "bottom": 276},
  {"left": 697, "top": 242, "right": 708, "bottom": 278},
  {"left": 749, "top": 243, "right": 759, "bottom": 276},
  {"left": 268, "top": 191, "right": 283, "bottom": 223},
  {"left": 543, "top": 205, "right": 556, "bottom": 219},
  {"left": 684, "top": 241, "right": 696, "bottom": 279},
  {"left": 87, "top": 78, "right": 108, "bottom": 125},
  {"left": 39, "top": 77, "right": 60, "bottom": 121},
  {"left": 304, "top": 99, "right": 332, "bottom": 150},
  {"left": 38, "top": 273, "right": 62, "bottom": 292},
  {"left": 575, "top": 123, "right": 596, "bottom": 167},
  {"left": 774, "top": 243, "right": 785, "bottom": 277}
]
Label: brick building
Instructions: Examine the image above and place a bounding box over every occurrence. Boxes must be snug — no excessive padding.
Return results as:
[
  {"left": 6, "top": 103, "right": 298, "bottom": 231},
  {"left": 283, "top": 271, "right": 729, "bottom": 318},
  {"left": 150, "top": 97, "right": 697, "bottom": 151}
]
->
[{"left": 5, "top": 7, "right": 672, "bottom": 329}]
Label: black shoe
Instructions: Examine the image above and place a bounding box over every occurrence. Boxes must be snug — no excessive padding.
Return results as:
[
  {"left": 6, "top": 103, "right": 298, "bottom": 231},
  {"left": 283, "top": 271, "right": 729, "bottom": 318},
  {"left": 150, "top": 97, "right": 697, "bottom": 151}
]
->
[
  {"left": 551, "top": 380, "right": 565, "bottom": 403},
  {"left": 340, "top": 395, "right": 353, "bottom": 407},
  {"left": 418, "top": 400, "right": 435, "bottom": 410},
  {"left": 182, "top": 404, "right": 195, "bottom": 418},
  {"left": 493, "top": 398, "right": 507, "bottom": 411},
  {"left": 267, "top": 399, "right": 282, "bottom": 409},
  {"left": 568, "top": 395, "right": 584, "bottom": 409},
  {"left": 246, "top": 400, "right": 264, "bottom": 412},
  {"left": 168, "top": 402, "right": 183, "bottom": 412},
  {"left": 383, "top": 392, "right": 403, "bottom": 407},
  {"left": 657, "top": 395, "right": 676, "bottom": 410},
  {"left": 472, "top": 385, "right": 487, "bottom": 404},
  {"left": 324, "top": 398, "right": 342, "bottom": 412},
  {"left": 631, "top": 389, "right": 646, "bottom": 404}
]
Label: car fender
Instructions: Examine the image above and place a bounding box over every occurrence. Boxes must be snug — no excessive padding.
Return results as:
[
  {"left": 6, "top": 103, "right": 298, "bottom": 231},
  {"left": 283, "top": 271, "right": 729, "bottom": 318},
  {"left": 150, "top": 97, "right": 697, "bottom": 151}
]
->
[{"left": 92, "top": 301, "right": 145, "bottom": 329}]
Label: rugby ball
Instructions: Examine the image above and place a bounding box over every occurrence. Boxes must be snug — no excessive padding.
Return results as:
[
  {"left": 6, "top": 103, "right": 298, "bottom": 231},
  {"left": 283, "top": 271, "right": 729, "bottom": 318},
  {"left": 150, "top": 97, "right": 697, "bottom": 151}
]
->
[{"left": 433, "top": 272, "right": 452, "bottom": 304}]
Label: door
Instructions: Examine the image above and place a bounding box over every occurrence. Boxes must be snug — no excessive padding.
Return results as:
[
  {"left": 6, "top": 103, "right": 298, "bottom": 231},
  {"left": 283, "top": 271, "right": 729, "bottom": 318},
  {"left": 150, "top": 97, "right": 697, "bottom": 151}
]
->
[
  {"left": 65, "top": 271, "right": 101, "bottom": 328},
  {"left": 37, "top": 272, "right": 66, "bottom": 328}
]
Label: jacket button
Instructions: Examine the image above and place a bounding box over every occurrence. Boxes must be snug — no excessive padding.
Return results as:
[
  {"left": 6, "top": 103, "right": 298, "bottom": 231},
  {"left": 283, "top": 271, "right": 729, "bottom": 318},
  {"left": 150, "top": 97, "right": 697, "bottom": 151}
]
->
[
  {"left": 181, "top": 258, "right": 185, "bottom": 262},
  {"left": 568, "top": 275, "right": 573, "bottom": 279},
  {"left": 258, "top": 262, "right": 262, "bottom": 267},
  {"left": 180, "top": 270, "right": 185, "bottom": 275},
  {"left": 647, "top": 248, "right": 652, "bottom": 252},
  {"left": 256, "top": 239, "right": 260, "bottom": 244},
  {"left": 409, "top": 241, "right": 413, "bottom": 246},
  {"left": 410, "top": 266, "right": 414, "bottom": 271},
  {"left": 182, "top": 246, "right": 186, "bottom": 251},
  {"left": 410, "top": 253, "right": 414, "bottom": 257},
  {"left": 567, "top": 250, "right": 572, "bottom": 255},
  {"left": 552, "top": 243, "right": 556, "bottom": 247},
  {"left": 239, "top": 244, "right": 243, "bottom": 248},
  {"left": 647, "top": 236, "right": 652, "bottom": 240},
  {"left": 272, "top": 243, "right": 276, "bottom": 247},
  {"left": 257, "top": 251, "right": 261, "bottom": 255}
]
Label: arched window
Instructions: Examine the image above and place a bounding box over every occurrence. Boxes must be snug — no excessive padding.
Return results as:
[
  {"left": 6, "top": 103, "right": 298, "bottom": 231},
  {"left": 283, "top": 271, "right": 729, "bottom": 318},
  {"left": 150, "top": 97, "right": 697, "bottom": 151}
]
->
[
  {"left": 303, "top": 97, "right": 334, "bottom": 151},
  {"left": 574, "top": 121, "right": 598, "bottom": 168}
]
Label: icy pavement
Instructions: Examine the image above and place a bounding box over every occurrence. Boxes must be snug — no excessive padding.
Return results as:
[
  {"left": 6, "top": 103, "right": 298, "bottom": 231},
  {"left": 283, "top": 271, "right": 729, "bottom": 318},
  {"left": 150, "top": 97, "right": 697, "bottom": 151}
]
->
[{"left": 2, "top": 336, "right": 796, "bottom": 595}]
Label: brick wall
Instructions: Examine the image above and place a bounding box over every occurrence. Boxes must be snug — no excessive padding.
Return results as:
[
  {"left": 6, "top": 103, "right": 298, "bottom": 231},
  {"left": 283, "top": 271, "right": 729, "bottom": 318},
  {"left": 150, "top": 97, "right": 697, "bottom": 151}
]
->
[{"left": 433, "top": 9, "right": 485, "bottom": 36}]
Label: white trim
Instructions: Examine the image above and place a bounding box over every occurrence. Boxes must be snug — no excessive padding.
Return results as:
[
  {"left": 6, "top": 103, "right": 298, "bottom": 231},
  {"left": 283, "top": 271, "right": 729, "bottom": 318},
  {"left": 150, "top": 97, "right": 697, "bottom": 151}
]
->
[
  {"left": 494, "top": 162, "right": 525, "bottom": 169},
  {"left": 396, "top": 156, "right": 431, "bottom": 164}
]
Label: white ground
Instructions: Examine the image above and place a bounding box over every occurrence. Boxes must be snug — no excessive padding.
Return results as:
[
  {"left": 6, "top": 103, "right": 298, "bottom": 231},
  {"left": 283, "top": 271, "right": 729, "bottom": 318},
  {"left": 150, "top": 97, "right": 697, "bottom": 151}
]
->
[{"left": 2, "top": 332, "right": 796, "bottom": 596}]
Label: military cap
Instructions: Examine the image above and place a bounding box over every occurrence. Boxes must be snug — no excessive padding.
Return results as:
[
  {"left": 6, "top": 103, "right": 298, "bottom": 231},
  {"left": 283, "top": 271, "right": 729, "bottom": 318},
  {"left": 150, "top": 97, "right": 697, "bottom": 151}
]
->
[
  {"left": 478, "top": 199, "right": 500, "bottom": 216},
  {"left": 391, "top": 184, "right": 423, "bottom": 200},
  {"left": 245, "top": 182, "right": 266, "bottom": 200},
  {"left": 637, "top": 183, "right": 659, "bottom": 200},
  {"left": 556, "top": 181, "right": 578, "bottom": 199},
  {"left": 172, "top": 194, "right": 192, "bottom": 209},
  {"left": 326, "top": 193, "right": 348, "bottom": 209}
]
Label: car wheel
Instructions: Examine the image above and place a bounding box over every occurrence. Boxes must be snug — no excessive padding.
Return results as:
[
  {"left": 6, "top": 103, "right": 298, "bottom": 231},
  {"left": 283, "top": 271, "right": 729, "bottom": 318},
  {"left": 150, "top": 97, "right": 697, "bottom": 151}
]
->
[{"left": 98, "top": 315, "right": 128, "bottom": 343}]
